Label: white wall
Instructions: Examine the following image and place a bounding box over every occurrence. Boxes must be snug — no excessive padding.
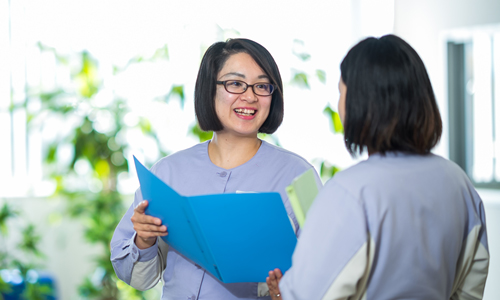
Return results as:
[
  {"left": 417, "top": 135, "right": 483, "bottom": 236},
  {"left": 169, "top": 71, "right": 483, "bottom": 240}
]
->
[{"left": 394, "top": 1, "right": 500, "bottom": 298}]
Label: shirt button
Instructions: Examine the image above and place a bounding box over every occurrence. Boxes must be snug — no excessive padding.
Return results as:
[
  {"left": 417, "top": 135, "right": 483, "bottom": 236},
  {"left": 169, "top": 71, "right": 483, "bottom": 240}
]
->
[
  {"left": 220, "top": 171, "right": 227, "bottom": 177},
  {"left": 133, "top": 248, "right": 137, "bottom": 254}
]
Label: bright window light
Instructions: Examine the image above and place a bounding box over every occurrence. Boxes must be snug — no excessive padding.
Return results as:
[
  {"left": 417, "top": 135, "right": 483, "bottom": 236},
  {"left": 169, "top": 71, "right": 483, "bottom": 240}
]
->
[
  {"left": 472, "top": 33, "right": 494, "bottom": 182},
  {"left": 2, "top": 0, "right": 396, "bottom": 196}
]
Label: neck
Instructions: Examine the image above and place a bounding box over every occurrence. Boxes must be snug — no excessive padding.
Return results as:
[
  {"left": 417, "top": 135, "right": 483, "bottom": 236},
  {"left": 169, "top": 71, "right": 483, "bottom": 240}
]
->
[{"left": 208, "top": 132, "right": 262, "bottom": 169}]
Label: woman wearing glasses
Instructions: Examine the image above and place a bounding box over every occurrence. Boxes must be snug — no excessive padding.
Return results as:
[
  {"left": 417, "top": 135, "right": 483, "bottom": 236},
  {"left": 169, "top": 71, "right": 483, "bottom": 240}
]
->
[{"left": 110, "top": 38, "right": 321, "bottom": 299}]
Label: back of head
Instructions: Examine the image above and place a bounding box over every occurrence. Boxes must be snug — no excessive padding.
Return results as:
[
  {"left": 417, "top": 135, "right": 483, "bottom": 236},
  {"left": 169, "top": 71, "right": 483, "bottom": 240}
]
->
[
  {"left": 340, "top": 34, "right": 442, "bottom": 156},
  {"left": 195, "top": 38, "right": 284, "bottom": 134}
]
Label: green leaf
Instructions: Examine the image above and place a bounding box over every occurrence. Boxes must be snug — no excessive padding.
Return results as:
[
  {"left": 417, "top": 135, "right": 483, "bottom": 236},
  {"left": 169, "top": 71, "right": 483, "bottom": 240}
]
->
[
  {"left": 316, "top": 69, "right": 326, "bottom": 84},
  {"left": 291, "top": 72, "right": 310, "bottom": 89},
  {"left": 0, "top": 273, "right": 13, "bottom": 294},
  {"left": 295, "top": 53, "right": 311, "bottom": 61},
  {"left": 332, "top": 111, "right": 343, "bottom": 133},
  {"left": 189, "top": 123, "right": 213, "bottom": 142},
  {"left": 76, "top": 51, "right": 101, "bottom": 99},
  {"left": 21, "top": 282, "right": 55, "bottom": 300},
  {"left": 152, "top": 44, "right": 169, "bottom": 60},
  {"left": 320, "top": 161, "right": 341, "bottom": 180},
  {"left": 167, "top": 85, "right": 185, "bottom": 108},
  {"left": 39, "top": 90, "right": 65, "bottom": 104},
  {"left": 19, "top": 224, "right": 43, "bottom": 257},
  {"left": 0, "top": 203, "right": 19, "bottom": 236},
  {"left": 292, "top": 39, "right": 311, "bottom": 61},
  {"left": 257, "top": 133, "right": 281, "bottom": 147},
  {"left": 323, "top": 105, "right": 344, "bottom": 134},
  {"left": 139, "top": 118, "right": 152, "bottom": 134}
]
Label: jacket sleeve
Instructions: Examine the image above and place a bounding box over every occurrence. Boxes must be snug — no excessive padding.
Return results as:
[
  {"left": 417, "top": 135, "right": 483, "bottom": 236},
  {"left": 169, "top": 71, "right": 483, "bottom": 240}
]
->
[
  {"left": 279, "top": 181, "right": 372, "bottom": 300},
  {"left": 450, "top": 200, "right": 489, "bottom": 300}
]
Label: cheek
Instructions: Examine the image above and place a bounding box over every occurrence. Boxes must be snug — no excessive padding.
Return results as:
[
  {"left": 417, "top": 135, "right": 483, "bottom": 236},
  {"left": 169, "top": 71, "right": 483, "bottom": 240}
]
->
[
  {"left": 338, "top": 97, "right": 346, "bottom": 124},
  {"left": 261, "top": 98, "right": 272, "bottom": 114},
  {"left": 215, "top": 92, "right": 233, "bottom": 112}
]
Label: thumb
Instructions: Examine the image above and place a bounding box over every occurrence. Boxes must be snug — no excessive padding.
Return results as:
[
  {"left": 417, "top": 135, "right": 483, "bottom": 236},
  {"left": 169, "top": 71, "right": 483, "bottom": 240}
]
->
[{"left": 135, "top": 200, "right": 148, "bottom": 213}]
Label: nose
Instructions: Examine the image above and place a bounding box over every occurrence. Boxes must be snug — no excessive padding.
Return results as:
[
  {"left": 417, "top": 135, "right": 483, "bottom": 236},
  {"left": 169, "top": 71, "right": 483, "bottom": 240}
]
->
[{"left": 240, "top": 87, "right": 258, "bottom": 103}]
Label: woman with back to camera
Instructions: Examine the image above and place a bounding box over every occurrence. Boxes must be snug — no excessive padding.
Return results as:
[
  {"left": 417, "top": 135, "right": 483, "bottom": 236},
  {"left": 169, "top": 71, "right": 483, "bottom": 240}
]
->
[
  {"left": 266, "top": 34, "right": 489, "bottom": 300},
  {"left": 110, "top": 38, "right": 322, "bottom": 300}
]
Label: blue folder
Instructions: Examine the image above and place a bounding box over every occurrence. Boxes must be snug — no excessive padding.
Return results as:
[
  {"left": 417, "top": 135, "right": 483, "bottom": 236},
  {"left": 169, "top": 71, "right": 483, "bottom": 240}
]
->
[{"left": 134, "top": 156, "right": 298, "bottom": 283}]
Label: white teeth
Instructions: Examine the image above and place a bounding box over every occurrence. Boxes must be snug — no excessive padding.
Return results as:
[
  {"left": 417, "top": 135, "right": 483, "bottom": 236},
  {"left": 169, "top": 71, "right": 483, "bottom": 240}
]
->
[{"left": 234, "top": 108, "right": 256, "bottom": 115}]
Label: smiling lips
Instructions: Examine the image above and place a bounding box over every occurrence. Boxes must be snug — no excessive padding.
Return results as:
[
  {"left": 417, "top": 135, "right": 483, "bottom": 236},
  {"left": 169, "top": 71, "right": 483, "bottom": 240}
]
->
[{"left": 234, "top": 108, "right": 256, "bottom": 116}]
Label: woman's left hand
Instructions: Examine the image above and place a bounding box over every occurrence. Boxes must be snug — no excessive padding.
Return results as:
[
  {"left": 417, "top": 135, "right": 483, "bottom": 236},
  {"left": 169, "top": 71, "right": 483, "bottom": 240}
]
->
[{"left": 266, "top": 268, "right": 283, "bottom": 300}]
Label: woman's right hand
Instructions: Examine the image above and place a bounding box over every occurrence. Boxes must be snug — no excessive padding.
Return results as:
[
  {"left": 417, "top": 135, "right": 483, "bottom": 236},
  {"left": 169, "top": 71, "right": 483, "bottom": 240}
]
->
[{"left": 131, "top": 200, "right": 168, "bottom": 249}]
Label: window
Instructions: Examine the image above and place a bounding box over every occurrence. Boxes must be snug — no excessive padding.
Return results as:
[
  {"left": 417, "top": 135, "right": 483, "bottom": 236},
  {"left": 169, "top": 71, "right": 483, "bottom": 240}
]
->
[{"left": 448, "top": 27, "right": 500, "bottom": 188}]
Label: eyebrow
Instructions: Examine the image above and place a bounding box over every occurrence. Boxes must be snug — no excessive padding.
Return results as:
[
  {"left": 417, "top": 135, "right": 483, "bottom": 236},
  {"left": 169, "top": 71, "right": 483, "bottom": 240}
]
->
[{"left": 220, "top": 72, "right": 269, "bottom": 80}]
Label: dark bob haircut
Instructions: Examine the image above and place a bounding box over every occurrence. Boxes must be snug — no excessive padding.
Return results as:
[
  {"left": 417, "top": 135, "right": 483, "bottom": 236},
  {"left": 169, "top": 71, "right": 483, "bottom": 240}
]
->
[
  {"left": 340, "top": 34, "right": 442, "bottom": 156},
  {"left": 194, "top": 38, "right": 284, "bottom": 134}
]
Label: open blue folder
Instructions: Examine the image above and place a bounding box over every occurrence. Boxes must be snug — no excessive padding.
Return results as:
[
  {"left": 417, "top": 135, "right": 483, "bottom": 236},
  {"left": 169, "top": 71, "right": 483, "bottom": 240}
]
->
[{"left": 133, "top": 156, "right": 298, "bottom": 283}]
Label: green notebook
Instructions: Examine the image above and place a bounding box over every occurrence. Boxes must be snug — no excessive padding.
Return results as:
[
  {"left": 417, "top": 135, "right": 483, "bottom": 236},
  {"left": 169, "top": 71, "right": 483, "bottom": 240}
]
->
[{"left": 286, "top": 168, "right": 319, "bottom": 228}]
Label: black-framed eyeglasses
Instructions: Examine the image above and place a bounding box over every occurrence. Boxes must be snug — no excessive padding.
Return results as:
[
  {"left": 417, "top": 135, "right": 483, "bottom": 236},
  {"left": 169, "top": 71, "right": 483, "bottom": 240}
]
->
[{"left": 216, "top": 80, "right": 276, "bottom": 96}]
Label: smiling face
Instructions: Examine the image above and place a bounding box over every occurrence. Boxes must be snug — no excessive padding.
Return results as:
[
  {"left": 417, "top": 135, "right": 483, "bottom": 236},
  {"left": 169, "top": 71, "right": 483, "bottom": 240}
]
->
[{"left": 214, "top": 52, "right": 272, "bottom": 137}]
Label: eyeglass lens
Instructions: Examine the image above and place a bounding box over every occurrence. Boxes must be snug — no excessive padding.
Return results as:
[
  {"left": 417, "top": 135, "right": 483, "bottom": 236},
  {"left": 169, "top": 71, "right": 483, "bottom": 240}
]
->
[{"left": 224, "top": 80, "right": 274, "bottom": 96}]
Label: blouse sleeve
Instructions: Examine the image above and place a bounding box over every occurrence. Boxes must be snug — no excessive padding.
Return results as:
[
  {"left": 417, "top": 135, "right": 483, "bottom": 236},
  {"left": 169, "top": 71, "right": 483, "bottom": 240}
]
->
[{"left": 110, "top": 188, "right": 167, "bottom": 290}]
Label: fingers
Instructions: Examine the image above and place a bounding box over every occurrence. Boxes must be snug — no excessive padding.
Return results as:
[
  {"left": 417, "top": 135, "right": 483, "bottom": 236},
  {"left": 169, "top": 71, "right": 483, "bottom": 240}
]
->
[
  {"left": 131, "top": 200, "right": 168, "bottom": 249},
  {"left": 134, "top": 223, "right": 168, "bottom": 236},
  {"left": 266, "top": 269, "right": 283, "bottom": 299},
  {"left": 267, "top": 268, "right": 282, "bottom": 282},
  {"left": 134, "top": 200, "right": 148, "bottom": 213},
  {"left": 274, "top": 268, "right": 283, "bottom": 280},
  {"left": 131, "top": 213, "right": 163, "bottom": 228},
  {"left": 132, "top": 200, "right": 163, "bottom": 228}
]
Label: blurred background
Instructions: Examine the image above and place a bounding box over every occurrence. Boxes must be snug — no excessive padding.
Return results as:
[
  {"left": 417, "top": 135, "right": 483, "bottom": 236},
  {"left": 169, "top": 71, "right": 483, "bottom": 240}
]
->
[{"left": 0, "top": 0, "right": 499, "bottom": 299}]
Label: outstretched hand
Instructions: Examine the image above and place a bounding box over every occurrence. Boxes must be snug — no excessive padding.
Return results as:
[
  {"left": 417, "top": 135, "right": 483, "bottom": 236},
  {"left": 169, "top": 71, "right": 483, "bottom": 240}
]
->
[
  {"left": 266, "top": 268, "right": 283, "bottom": 300},
  {"left": 131, "top": 200, "right": 168, "bottom": 249}
]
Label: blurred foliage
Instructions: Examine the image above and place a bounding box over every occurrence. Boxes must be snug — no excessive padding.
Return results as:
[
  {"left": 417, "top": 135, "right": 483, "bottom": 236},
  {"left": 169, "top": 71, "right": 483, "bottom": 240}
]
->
[
  {"left": 290, "top": 40, "right": 343, "bottom": 181},
  {"left": 21, "top": 283, "right": 54, "bottom": 300},
  {"left": 290, "top": 39, "right": 326, "bottom": 89},
  {"left": 0, "top": 204, "right": 18, "bottom": 236},
  {"left": 76, "top": 51, "right": 101, "bottom": 98},
  {"left": 114, "top": 44, "right": 169, "bottom": 74},
  {"left": 316, "top": 70, "right": 326, "bottom": 84},
  {"left": 167, "top": 85, "right": 185, "bottom": 108},
  {"left": 31, "top": 43, "right": 174, "bottom": 299},
  {"left": 323, "top": 105, "right": 344, "bottom": 134},
  {"left": 292, "top": 39, "right": 311, "bottom": 62},
  {"left": 321, "top": 106, "right": 344, "bottom": 180},
  {"left": 291, "top": 71, "right": 310, "bottom": 89},
  {"left": 258, "top": 133, "right": 282, "bottom": 147},
  {"left": 0, "top": 202, "right": 55, "bottom": 300},
  {"left": 190, "top": 123, "right": 213, "bottom": 142},
  {"left": 18, "top": 225, "right": 43, "bottom": 257},
  {"left": 320, "top": 161, "right": 342, "bottom": 179}
]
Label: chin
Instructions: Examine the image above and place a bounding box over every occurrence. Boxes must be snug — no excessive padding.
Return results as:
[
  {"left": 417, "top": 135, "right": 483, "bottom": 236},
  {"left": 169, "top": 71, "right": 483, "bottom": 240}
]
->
[{"left": 234, "top": 129, "right": 260, "bottom": 137}]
